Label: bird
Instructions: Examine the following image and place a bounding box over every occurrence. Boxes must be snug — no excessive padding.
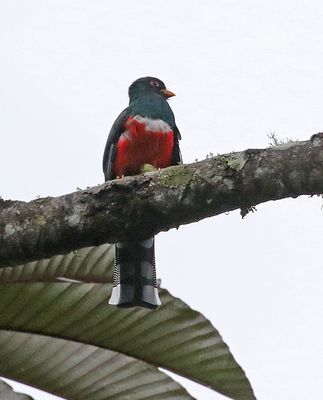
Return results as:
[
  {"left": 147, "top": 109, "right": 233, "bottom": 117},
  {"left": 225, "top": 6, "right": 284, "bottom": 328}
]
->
[{"left": 102, "top": 76, "right": 182, "bottom": 309}]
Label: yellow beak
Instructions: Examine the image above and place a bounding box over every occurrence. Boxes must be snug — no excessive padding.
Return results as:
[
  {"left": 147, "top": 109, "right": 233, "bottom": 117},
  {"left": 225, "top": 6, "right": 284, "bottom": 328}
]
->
[{"left": 160, "top": 89, "right": 176, "bottom": 98}]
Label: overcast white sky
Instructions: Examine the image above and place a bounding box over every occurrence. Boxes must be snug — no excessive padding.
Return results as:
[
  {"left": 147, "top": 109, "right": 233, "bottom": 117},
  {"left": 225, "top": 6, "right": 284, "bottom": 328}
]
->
[{"left": 1, "top": 1, "right": 323, "bottom": 399}]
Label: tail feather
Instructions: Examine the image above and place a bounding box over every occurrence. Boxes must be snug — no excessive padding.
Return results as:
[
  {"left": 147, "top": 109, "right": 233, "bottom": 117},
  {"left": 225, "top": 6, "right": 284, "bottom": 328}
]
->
[{"left": 109, "top": 237, "right": 161, "bottom": 309}]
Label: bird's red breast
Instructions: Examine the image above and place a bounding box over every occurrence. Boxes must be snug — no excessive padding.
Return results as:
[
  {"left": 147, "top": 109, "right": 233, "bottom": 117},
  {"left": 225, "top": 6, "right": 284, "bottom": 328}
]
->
[{"left": 114, "top": 115, "right": 174, "bottom": 177}]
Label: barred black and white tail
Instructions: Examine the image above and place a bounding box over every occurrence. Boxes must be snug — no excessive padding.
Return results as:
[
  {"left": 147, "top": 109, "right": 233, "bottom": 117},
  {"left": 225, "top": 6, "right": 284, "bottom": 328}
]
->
[{"left": 108, "top": 237, "right": 161, "bottom": 309}]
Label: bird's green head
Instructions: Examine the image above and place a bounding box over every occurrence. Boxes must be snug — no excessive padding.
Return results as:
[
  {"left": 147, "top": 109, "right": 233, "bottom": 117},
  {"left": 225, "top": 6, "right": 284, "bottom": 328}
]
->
[{"left": 128, "top": 77, "right": 175, "bottom": 101}]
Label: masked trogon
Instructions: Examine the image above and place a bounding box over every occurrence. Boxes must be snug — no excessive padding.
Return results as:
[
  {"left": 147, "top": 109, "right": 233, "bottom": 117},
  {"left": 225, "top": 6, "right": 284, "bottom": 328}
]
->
[{"left": 102, "top": 77, "right": 182, "bottom": 309}]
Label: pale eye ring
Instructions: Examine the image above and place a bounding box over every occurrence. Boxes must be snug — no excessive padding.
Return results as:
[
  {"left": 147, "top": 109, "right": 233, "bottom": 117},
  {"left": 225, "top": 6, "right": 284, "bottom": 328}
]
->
[{"left": 150, "top": 80, "right": 160, "bottom": 87}]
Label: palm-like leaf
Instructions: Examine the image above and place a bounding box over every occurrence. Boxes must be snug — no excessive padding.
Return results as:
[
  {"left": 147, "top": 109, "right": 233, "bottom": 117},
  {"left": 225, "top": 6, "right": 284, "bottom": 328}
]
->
[
  {"left": 0, "top": 244, "right": 256, "bottom": 400},
  {"left": 0, "top": 330, "right": 193, "bottom": 399},
  {"left": 0, "top": 245, "right": 114, "bottom": 283},
  {"left": 0, "top": 379, "right": 33, "bottom": 399}
]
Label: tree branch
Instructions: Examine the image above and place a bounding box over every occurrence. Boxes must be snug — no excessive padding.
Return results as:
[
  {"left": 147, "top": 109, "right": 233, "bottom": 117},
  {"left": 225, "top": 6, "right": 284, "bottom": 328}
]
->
[{"left": 1, "top": 133, "right": 323, "bottom": 267}]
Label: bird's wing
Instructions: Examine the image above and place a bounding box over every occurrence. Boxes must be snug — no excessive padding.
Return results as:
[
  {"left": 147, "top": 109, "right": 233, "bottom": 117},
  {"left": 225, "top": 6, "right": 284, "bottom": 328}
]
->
[
  {"left": 172, "top": 124, "right": 182, "bottom": 165},
  {"left": 102, "top": 107, "right": 130, "bottom": 181}
]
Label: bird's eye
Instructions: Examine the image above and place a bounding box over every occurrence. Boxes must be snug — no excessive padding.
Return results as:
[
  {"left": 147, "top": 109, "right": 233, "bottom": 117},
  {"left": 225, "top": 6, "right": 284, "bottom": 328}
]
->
[{"left": 150, "top": 80, "right": 160, "bottom": 87}]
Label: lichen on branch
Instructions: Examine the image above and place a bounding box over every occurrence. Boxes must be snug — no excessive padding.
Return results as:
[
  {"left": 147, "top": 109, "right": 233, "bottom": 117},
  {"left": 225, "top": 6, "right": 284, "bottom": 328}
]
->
[{"left": 1, "top": 134, "right": 323, "bottom": 267}]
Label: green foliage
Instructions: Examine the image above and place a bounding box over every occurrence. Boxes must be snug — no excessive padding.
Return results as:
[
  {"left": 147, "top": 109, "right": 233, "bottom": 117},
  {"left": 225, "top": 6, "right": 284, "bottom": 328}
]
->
[
  {"left": 0, "top": 244, "right": 256, "bottom": 400},
  {"left": 0, "top": 379, "right": 33, "bottom": 400}
]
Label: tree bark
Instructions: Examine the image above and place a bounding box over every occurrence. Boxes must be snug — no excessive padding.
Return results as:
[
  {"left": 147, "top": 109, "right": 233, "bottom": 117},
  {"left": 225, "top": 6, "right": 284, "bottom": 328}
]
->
[{"left": 1, "top": 134, "right": 323, "bottom": 267}]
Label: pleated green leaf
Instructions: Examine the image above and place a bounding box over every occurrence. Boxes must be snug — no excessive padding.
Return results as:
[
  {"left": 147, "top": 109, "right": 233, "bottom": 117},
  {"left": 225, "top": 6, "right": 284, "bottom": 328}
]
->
[
  {"left": 0, "top": 330, "right": 194, "bottom": 400},
  {"left": 0, "top": 280, "right": 256, "bottom": 400},
  {"left": 0, "top": 244, "right": 114, "bottom": 283},
  {"left": 0, "top": 379, "right": 33, "bottom": 400}
]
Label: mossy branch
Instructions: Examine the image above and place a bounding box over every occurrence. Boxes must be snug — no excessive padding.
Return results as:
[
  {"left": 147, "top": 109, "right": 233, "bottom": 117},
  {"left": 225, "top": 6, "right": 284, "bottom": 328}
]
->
[{"left": 1, "top": 133, "right": 323, "bottom": 267}]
